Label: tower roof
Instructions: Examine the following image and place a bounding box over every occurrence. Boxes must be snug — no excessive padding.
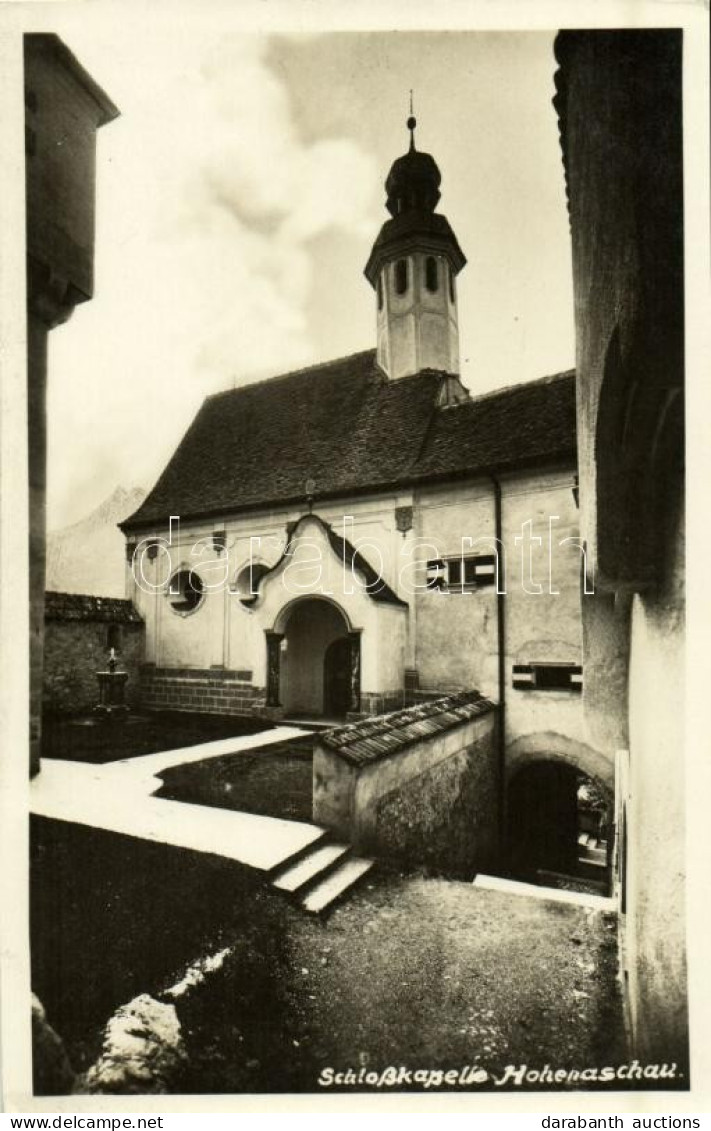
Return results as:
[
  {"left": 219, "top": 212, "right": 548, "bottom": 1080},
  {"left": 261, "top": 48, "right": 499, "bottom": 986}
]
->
[
  {"left": 384, "top": 111, "right": 442, "bottom": 216},
  {"left": 365, "top": 112, "right": 466, "bottom": 286},
  {"left": 385, "top": 147, "right": 442, "bottom": 216}
]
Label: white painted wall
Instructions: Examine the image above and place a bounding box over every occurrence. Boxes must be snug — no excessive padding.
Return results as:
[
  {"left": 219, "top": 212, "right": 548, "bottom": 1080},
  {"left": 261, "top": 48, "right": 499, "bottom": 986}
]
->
[
  {"left": 415, "top": 470, "right": 586, "bottom": 748},
  {"left": 127, "top": 466, "right": 585, "bottom": 745},
  {"left": 625, "top": 482, "right": 686, "bottom": 1061},
  {"left": 377, "top": 252, "right": 460, "bottom": 379}
]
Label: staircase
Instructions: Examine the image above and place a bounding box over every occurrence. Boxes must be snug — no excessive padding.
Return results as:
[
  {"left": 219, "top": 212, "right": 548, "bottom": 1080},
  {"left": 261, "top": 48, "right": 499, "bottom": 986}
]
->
[
  {"left": 578, "top": 832, "right": 608, "bottom": 864},
  {"left": 268, "top": 833, "right": 374, "bottom": 915}
]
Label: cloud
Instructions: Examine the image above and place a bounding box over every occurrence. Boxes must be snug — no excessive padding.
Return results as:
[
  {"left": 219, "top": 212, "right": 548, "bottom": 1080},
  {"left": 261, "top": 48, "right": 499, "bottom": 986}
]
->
[{"left": 46, "top": 29, "right": 378, "bottom": 527}]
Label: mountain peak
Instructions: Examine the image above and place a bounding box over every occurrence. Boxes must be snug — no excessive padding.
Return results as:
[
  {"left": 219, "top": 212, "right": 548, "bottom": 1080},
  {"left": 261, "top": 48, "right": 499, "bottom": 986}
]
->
[{"left": 46, "top": 486, "right": 147, "bottom": 598}]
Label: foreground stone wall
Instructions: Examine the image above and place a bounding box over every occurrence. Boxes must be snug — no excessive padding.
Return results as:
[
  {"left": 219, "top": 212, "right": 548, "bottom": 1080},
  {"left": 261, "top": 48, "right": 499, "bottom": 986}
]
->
[
  {"left": 554, "top": 29, "right": 687, "bottom": 1069},
  {"left": 625, "top": 492, "right": 686, "bottom": 1065},
  {"left": 314, "top": 692, "right": 499, "bottom": 876},
  {"left": 367, "top": 720, "right": 498, "bottom": 874},
  {"left": 25, "top": 37, "right": 118, "bottom": 771}
]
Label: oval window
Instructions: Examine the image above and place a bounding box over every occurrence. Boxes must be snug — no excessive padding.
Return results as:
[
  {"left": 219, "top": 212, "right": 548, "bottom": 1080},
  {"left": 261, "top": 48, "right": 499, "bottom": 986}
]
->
[
  {"left": 169, "top": 569, "right": 204, "bottom": 614},
  {"left": 425, "top": 256, "right": 439, "bottom": 293},
  {"left": 234, "top": 562, "right": 270, "bottom": 603},
  {"left": 395, "top": 258, "right": 409, "bottom": 296}
]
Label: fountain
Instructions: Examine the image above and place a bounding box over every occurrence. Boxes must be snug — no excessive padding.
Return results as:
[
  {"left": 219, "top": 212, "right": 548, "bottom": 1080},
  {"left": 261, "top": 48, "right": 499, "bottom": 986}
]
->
[{"left": 94, "top": 647, "right": 129, "bottom": 716}]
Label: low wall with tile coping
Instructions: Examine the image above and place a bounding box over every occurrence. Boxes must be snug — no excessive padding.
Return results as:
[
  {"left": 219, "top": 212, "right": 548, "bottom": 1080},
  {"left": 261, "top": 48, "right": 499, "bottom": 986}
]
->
[{"left": 314, "top": 691, "right": 500, "bottom": 877}]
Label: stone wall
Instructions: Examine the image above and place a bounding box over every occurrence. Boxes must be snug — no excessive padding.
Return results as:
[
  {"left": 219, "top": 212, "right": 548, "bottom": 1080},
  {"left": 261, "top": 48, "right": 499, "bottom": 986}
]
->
[
  {"left": 135, "top": 666, "right": 467, "bottom": 725},
  {"left": 44, "top": 619, "right": 144, "bottom": 716},
  {"left": 369, "top": 723, "right": 499, "bottom": 875},
  {"left": 25, "top": 37, "right": 118, "bottom": 771},
  {"left": 625, "top": 487, "right": 686, "bottom": 1065},
  {"left": 138, "top": 667, "right": 265, "bottom": 716},
  {"left": 357, "top": 690, "right": 405, "bottom": 717},
  {"left": 314, "top": 692, "right": 499, "bottom": 877},
  {"left": 554, "top": 29, "right": 687, "bottom": 1069}
]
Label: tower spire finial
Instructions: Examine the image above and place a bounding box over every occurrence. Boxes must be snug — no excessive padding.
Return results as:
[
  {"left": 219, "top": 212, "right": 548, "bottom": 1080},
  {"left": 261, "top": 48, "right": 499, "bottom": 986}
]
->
[{"left": 407, "top": 90, "right": 416, "bottom": 152}]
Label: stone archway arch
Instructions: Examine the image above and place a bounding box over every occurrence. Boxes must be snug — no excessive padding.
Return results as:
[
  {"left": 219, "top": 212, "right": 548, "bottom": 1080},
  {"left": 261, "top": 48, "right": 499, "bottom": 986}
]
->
[
  {"left": 505, "top": 732, "right": 614, "bottom": 893},
  {"left": 272, "top": 593, "right": 358, "bottom": 637},
  {"left": 505, "top": 730, "right": 614, "bottom": 800}
]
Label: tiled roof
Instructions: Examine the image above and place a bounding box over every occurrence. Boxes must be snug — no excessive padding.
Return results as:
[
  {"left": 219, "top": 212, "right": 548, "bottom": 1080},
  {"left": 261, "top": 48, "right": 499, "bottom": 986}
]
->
[
  {"left": 123, "top": 350, "right": 576, "bottom": 530},
  {"left": 45, "top": 591, "right": 142, "bottom": 624},
  {"left": 320, "top": 690, "right": 495, "bottom": 767}
]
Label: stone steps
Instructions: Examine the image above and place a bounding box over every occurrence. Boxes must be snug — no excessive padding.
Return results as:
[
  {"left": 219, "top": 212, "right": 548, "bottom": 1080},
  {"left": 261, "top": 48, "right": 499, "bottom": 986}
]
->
[
  {"left": 272, "top": 841, "right": 351, "bottom": 893},
  {"left": 302, "top": 856, "right": 375, "bottom": 914},
  {"left": 269, "top": 835, "right": 375, "bottom": 914}
]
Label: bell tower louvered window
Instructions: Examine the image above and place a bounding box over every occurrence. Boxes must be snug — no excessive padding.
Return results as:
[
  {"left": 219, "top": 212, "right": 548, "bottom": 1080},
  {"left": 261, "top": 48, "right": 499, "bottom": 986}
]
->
[
  {"left": 395, "top": 258, "right": 409, "bottom": 295},
  {"left": 425, "top": 256, "right": 439, "bottom": 292}
]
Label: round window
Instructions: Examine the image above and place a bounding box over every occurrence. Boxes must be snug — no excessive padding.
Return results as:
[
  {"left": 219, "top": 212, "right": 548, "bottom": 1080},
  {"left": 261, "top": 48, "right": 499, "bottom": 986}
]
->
[{"left": 168, "top": 569, "right": 204, "bottom": 614}]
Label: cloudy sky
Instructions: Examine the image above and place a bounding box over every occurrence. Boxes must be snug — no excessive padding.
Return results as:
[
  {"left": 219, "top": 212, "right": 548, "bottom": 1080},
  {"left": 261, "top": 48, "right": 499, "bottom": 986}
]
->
[{"left": 34, "top": 13, "right": 575, "bottom": 529}]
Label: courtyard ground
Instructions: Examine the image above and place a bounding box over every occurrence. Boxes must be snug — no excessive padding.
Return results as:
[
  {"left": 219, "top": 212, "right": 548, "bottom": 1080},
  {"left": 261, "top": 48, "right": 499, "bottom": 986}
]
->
[{"left": 31, "top": 815, "right": 637, "bottom": 1097}]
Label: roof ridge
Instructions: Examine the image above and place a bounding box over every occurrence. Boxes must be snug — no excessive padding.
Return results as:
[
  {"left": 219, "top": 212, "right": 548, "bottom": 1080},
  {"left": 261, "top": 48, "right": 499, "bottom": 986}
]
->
[
  {"left": 465, "top": 369, "right": 576, "bottom": 407},
  {"left": 207, "top": 348, "right": 378, "bottom": 401},
  {"left": 206, "top": 355, "right": 573, "bottom": 405}
]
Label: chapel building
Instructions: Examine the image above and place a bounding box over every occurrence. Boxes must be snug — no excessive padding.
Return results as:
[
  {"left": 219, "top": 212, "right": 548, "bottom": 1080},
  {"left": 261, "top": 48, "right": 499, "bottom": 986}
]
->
[{"left": 122, "top": 119, "right": 601, "bottom": 851}]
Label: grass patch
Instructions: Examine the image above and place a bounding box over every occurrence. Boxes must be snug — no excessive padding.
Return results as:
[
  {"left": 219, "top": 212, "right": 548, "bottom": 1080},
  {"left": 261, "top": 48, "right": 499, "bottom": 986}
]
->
[
  {"left": 155, "top": 736, "right": 314, "bottom": 822},
  {"left": 41, "top": 710, "right": 272, "bottom": 764}
]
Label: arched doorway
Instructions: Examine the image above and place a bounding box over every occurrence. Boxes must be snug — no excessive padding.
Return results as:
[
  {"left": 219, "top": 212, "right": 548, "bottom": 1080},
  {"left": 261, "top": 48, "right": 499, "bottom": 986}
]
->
[
  {"left": 274, "top": 597, "right": 357, "bottom": 720},
  {"left": 507, "top": 760, "right": 612, "bottom": 895}
]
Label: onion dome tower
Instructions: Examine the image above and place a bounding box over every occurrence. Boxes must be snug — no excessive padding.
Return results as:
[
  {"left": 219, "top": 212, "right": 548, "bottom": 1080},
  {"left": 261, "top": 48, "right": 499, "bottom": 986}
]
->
[{"left": 364, "top": 109, "right": 466, "bottom": 380}]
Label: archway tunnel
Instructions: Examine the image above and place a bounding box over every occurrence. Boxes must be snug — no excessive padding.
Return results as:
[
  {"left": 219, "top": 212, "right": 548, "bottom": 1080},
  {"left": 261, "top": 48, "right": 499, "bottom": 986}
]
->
[{"left": 506, "top": 760, "right": 612, "bottom": 895}]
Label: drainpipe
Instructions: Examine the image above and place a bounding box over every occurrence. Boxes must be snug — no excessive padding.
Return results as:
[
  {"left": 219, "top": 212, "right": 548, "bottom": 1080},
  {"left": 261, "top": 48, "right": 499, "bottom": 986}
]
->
[{"left": 489, "top": 473, "right": 506, "bottom": 859}]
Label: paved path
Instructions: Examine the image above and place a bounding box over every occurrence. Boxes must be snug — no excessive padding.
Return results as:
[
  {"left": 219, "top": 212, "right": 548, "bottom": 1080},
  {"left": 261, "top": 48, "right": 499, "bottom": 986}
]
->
[
  {"left": 473, "top": 871, "right": 616, "bottom": 911},
  {"left": 30, "top": 725, "right": 326, "bottom": 872}
]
